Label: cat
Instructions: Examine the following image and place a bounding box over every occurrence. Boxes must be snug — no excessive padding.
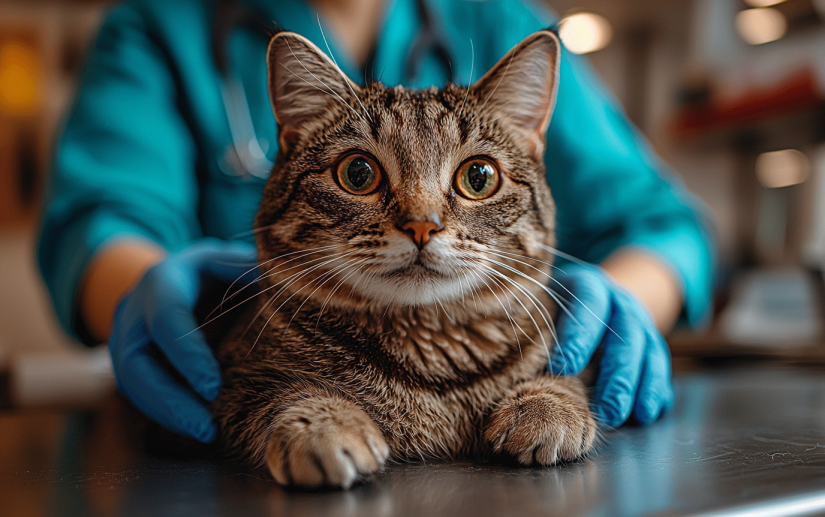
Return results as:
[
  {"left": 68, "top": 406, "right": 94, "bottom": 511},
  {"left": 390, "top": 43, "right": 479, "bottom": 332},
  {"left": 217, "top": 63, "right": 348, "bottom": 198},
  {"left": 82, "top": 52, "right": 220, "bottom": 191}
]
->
[{"left": 210, "top": 29, "right": 597, "bottom": 489}]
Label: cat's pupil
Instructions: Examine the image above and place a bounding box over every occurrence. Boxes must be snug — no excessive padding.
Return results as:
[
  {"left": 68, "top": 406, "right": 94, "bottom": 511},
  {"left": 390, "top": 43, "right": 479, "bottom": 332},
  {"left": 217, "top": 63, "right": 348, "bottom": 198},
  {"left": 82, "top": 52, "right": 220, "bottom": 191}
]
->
[
  {"left": 348, "top": 158, "right": 373, "bottom": 188},
  {"left": 468, "top": 163, "right": 490, "bottom": 192}
]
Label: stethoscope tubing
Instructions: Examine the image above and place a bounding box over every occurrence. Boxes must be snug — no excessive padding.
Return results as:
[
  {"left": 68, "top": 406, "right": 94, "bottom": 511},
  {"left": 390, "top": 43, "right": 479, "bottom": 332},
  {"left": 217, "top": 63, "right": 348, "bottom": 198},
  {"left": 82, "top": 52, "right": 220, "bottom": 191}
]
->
[{"left": 214, "top": 0, "right": 453, "bottom": 181}]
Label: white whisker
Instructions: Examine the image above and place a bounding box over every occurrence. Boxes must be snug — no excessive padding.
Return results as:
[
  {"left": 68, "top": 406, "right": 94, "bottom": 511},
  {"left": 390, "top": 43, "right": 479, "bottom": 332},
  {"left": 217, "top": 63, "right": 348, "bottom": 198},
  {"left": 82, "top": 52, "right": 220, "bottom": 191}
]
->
[
  {"left": 282, "top": 38, "right": 366, "bottom": 124},
  {"left": 480, "top": 266, "right": 547, "bottom": 352},
  {"left": 481, "top": 264, "right": 555, "bottom": 361},
  {"left": 480, "top": 253, "right": 581, "bottom": 328},
  {"left": 221, "top": 245, "right": 342, "bottom": 308},
  {"left": 458, "top": 38, "right": 474, "bottom": 118},
  {"left": 484, "top": 248, "right": 574, "bottom": 310},
  {"left": 479, "top": 49, "right": 517, "bottom": 112},
  {"left": 241, "top": 250, "right": 360, "bottom": 347},
  {"left": 466, "top": 267, "right": 522, "bottom": 353},
  {"left": 288, "top": 257, "right": 368, "bottom": 327},
  {"left": 195, "top": 249, "right": 355, "bottom": 334},
  {"left": 316, "top": 14, "right": 373, "bottom": 122}
]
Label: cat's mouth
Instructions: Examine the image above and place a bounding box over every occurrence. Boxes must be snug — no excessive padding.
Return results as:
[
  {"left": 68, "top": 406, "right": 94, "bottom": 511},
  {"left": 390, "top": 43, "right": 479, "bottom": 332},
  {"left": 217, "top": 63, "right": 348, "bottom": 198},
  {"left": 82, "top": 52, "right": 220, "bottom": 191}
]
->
[{"left": 386, "top": 259, "right": 445, "bottom": 279}]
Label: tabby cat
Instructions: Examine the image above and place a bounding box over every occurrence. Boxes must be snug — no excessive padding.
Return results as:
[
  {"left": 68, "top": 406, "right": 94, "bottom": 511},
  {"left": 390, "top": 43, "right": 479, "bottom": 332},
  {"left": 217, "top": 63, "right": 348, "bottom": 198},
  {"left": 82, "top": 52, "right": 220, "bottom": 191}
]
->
[{"left": 211, "top": 29, "right": 597, "bottom": 489}]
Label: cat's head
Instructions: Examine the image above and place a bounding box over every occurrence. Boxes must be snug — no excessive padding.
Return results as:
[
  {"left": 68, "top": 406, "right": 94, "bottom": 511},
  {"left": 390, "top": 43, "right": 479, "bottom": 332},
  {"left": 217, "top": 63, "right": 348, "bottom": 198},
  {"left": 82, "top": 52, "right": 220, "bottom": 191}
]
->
[{"left": 255, "top": 30, "right": 560, "bottom": 310}]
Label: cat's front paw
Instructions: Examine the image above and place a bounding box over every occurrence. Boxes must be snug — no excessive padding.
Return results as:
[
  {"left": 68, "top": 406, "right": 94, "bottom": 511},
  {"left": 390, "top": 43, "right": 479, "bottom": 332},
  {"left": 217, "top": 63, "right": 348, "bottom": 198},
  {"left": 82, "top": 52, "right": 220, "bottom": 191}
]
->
[
  {"left": 266, "top": 398, "right": 389, "bottom": 489},
  {"left": 484, "top": 386, "right": 596, "bottom": 466}
]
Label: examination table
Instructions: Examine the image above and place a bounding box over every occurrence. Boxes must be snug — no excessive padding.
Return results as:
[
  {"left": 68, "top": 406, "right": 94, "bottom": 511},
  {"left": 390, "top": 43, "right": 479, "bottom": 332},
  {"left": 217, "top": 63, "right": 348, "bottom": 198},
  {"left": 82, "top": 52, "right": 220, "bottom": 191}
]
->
[{"left": 1, "top": 365, "right": 825, "bottom": 517}]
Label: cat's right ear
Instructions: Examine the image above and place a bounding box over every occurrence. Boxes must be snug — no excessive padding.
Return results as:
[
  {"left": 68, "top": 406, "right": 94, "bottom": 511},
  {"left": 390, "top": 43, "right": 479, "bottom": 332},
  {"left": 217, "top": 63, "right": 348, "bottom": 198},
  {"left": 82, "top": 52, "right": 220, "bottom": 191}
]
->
[{"left": 267, "top": 32, "right": 361, "bottom": 150}]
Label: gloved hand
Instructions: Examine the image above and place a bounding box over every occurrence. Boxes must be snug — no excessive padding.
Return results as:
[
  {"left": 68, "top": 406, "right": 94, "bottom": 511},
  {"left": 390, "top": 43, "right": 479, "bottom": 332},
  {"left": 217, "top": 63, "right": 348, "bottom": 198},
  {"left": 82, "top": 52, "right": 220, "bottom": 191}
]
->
[
  {"left": 109, "top": 239, "right": 258, "bottom": 442},
  {"left": 549, "top": 261, "right": 674, "bottom": 427}
]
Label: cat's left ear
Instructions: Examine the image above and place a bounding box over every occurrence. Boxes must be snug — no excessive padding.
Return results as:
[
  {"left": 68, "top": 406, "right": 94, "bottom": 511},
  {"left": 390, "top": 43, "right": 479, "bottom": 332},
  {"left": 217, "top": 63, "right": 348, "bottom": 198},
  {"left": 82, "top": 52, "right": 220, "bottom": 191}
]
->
[
  {"left": 471, "top": 31, "right": 560, "bottom": 152},
  {"left": 267, "top": 32, "right": 362, "bottom": 150}
]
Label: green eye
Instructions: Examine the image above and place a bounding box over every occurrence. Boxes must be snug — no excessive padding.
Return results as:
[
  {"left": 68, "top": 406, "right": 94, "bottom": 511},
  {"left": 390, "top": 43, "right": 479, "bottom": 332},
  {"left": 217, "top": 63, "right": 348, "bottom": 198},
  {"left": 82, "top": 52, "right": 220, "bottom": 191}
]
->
[
  {"left": 336, "top": 154, "right": 382, "bottom": 194},
  {"left": 455, "top": 158, "right": 500, "bottom": 200}
]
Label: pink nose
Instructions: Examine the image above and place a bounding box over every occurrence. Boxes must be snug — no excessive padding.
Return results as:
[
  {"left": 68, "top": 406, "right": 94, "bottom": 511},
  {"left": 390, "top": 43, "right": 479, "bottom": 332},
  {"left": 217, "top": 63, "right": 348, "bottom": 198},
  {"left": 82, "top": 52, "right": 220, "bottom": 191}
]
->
[{"left": 401, "top": 221, "right": 441, "bottom": 249}]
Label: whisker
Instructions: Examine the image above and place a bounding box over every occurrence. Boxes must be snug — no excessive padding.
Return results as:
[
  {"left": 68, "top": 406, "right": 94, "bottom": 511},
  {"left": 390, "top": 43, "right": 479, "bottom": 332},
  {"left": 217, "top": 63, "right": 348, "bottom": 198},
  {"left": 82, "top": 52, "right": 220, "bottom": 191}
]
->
[
  {"left": 453, "top": 267, "right": 470, "bottom": 310},
  {"left": 484, "top": 252, "right": 575, "bottom": 328},
  {"left": 480, "top": 257, "right": 569, "bottom": 377},
  {"left": 458, "top": 38, "right": 474, "bottom": 118},
  {"left": 220, "top": 245, "right": 343, "bottom": 308},
  {"left": 241, "top": 250, "right": 359, "bottom": 340},
  {"left": 489, "top": 245, "right": 566, "bottom": 274},
  {"left": 227, "top": 224, "right": 275, "bottom": 240},
  {"left": 316, "top": 260, "right": 370, "bottom": 329},
  {"left": 192, "top": 248, "right": 354, "bottom": 335},
  {"left": 254, "top": 248, "right": 351, "bottom": 284},
  {"left": 476, "top": 269, "right": 534, "bottom": 359},
  {"left": 478, "top": 255, "right": 572, "bottom": 367},
  {"left": 246, "top": 254, "right": 361, "bottom": 358},
  {"left": 316, "top": 15, "right": 373, "bottom": 123},
  {"left": 282, "top": 37, "right": 366, "bottom": 124},
  {"left": 378, "top": 302, "right": 392, "bottom": 325},
  {"left": 436, "top": 298, "right": 456, "bottom": 324},
  {"left": 485, "top": 248, "right": 574, "bottom": 310},
  {"left": 536, "top": 243, "right": 594, "bottom": 269},
  {"left": 287, "top": 257, "right": 368, "bottom": 327},
  {"left": 480, "top": 265, "right": 547, "bottom": 352},
  {"left": 316, "top": 265, "right": 360, "bottom": 327},
  {"left": 478, "top": 254, "right": 624, "bottom": 376},
  {"left": 279, "top": 61, "right": 363, "bottom": 123},
  {"left": 500, "top": 246, "right": 625, "bottom": 344},
  {"left": 481, "top": 264, "right": 556, "bottom": 361},
  {"left": 479, "top": 48, "right": 517, "bottom": 113},
  {"left": 480, "top": 253, "right": 581, "bottom": 327},
  {"left": 482, "top": 264, "right": 555, "bottom": 332},
  {"left": 465, "top": 267, "right": 522, "bottom": 352}
]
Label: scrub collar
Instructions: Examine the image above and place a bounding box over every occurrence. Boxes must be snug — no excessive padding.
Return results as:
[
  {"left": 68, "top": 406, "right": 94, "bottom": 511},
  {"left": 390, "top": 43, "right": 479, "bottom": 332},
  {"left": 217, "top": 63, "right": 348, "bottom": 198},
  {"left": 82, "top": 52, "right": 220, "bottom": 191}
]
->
[{"left": 241, "top": 0, "right": 448, "bottom": 88}]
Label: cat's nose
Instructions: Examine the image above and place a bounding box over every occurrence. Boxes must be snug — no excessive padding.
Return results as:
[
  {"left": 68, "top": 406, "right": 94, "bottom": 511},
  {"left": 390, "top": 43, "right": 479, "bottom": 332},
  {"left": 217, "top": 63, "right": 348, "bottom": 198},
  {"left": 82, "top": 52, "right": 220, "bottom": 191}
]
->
[{"left": 400, "top": 220, "right": 442, "bottom": 249}]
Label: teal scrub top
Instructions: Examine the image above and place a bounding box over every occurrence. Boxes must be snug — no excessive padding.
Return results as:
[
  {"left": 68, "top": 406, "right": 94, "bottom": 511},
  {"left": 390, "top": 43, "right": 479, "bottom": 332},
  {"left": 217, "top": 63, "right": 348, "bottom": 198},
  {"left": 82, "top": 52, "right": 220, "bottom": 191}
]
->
[{"left": 37, "top": 0, "right": 716, "bottom": 342}]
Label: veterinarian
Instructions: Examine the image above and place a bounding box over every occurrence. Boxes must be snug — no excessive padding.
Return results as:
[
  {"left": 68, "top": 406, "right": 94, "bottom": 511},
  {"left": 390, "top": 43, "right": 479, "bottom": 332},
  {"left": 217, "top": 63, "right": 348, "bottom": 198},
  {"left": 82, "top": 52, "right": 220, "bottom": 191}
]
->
[{"left": 38, "top": 0, "right": 714, "bottom": 442}]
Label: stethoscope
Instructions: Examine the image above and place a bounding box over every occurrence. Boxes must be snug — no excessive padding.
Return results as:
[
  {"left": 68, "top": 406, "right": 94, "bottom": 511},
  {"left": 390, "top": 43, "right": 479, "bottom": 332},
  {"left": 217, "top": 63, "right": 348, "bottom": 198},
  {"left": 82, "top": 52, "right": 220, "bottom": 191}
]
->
[{"left": 212, "top": 0, "right": 455, "bottom": 181}]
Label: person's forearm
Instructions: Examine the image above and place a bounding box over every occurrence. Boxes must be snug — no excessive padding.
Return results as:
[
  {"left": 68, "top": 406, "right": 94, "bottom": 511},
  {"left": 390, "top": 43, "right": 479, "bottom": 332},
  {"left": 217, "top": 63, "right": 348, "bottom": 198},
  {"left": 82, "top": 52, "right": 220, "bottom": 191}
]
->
[
  {"left": 79, "top": 240, "right": 166, "bottom": 342},
  {"left": 601, "top": 249, "right": 683, "bottom": 332}
]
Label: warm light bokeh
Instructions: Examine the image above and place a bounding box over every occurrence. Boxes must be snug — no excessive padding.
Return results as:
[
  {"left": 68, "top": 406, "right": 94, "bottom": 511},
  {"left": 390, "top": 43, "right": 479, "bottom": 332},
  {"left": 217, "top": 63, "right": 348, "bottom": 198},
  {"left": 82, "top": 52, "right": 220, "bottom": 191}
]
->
[
  {"left": 735, "top": 7, "right": 787, "bottom": 45},
  {"left": 756, "top": 149, "right": 810, "bottom": 189},
  {"left": 0, "top": 40, "right": 42, "bottom": 117},
  {"left": 743, "top": 0, "right": 788, "bottom": 7},
  {"left": 558, "top": 12, "right": 613, "bottom": 55}
]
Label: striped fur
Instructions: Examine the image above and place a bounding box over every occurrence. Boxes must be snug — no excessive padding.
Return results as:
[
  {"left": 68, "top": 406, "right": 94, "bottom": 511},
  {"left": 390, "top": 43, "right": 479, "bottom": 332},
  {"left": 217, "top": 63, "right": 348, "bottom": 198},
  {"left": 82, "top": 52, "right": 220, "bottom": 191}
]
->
[{"left": 211, "top": 30, "right": 596, "bottom": 488}]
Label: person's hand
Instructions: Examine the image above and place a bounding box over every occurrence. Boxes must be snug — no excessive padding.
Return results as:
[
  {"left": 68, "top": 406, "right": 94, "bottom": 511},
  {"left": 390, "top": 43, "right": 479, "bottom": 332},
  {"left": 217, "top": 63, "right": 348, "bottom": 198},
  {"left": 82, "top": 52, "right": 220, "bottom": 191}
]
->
[
  {"left": 109, "top": 239, "right": 258, "bottom": 442},
  {"left": 549, "top": 262, "right": 674, "bottom": 427}
]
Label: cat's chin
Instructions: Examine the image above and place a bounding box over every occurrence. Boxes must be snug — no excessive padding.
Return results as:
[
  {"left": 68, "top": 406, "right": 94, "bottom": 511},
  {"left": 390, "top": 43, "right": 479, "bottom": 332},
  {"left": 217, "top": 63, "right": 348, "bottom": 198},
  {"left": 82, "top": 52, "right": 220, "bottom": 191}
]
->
[{"left": 348, "top": 265, "right": 477, "bottom": 307}]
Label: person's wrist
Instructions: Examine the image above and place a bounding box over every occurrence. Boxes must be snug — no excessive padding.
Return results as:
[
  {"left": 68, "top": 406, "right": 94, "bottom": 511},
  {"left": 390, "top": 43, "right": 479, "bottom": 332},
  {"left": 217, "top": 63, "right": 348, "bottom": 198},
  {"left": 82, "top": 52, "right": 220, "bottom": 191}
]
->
[
  {"left": 600, "top": 249, "right": 682, "bottom": 332},
  {"left": 80, "top": 239, "right": 166, "bottom": 342}
]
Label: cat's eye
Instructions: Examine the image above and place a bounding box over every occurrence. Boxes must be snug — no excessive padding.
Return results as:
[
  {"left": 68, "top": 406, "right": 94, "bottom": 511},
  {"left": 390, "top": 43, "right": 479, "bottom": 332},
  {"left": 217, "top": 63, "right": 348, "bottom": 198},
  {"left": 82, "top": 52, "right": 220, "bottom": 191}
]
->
[
  {"left": 336, "top": 154, "right": 382, "bottom": 195},
  {"left": 454, "top": 158, "right": 500, "bottom": 200}
]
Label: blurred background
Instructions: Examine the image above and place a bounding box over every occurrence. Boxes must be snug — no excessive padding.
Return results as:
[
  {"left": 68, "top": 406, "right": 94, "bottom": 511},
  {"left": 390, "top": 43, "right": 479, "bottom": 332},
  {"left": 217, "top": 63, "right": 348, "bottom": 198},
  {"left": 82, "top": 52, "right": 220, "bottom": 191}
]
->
[{"left": 1, "top": 0, "right": 825, "bottom": 405}]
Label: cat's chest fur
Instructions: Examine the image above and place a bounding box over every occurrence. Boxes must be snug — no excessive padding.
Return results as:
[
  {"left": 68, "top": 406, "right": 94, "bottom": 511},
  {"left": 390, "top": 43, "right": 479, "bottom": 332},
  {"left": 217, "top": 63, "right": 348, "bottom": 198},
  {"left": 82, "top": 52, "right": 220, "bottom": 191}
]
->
[{"left": 217, "top": 295, "right": 552, "bottom": 460}]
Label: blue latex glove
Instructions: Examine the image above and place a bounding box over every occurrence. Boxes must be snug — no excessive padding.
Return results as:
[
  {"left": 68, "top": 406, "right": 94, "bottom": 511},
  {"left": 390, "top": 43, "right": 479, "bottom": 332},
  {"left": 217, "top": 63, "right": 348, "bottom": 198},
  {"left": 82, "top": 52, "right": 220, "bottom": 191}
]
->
[
  {"left": 549, "top": 261, "right": 674, "bottom": 428},
  {"left": 109, "top": 239, "right": 258, "bottom": 442}
]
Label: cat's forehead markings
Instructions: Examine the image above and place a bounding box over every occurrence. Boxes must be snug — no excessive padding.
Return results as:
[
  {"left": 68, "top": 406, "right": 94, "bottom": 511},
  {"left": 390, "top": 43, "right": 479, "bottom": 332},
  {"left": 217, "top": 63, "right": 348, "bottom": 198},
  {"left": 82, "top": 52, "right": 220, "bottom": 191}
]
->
[{"left": 369, "top": 96, "right": 458, "bottom": 192}]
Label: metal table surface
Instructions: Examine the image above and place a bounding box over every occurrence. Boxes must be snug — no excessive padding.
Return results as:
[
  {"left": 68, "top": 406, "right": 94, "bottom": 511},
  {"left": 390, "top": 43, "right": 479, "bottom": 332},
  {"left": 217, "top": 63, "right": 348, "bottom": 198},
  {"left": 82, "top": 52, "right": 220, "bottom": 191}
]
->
[{"left": 2, "top": 365, "right": 825, "bottom": 517}]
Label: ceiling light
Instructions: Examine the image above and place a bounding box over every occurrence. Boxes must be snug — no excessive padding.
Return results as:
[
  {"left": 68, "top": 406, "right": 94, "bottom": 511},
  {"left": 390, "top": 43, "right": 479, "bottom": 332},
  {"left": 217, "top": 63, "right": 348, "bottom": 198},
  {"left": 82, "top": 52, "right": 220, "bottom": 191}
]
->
[
  {"left": 735, "top": 8, "right": 787, "bottom": 45},
  {"left": 558, "top": 13, "right": 613, "bottom": 55},
  {"left": 744, "top": 0, "right": 788, "bottom": 7},
  {"left": 756, "top": 149, "right": 809, "bottom": 188}
]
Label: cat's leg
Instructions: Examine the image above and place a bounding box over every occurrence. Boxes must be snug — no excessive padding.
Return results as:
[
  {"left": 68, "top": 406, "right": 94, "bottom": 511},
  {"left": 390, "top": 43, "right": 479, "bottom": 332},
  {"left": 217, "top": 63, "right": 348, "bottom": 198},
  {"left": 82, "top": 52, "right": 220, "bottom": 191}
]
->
[
  {"left": 483, "top": 375, "right": 596, "bottom": 465},
  {"left": 265, "top": 394, "right": 390, "bottom": 488}
]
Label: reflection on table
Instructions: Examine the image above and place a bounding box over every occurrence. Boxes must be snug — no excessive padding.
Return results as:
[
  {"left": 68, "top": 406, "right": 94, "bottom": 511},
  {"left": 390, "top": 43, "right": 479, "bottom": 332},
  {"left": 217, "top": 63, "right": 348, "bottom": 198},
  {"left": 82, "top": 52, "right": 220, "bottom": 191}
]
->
[{"left": 2, "top": 366, "right": 825, "bottom": 517}]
